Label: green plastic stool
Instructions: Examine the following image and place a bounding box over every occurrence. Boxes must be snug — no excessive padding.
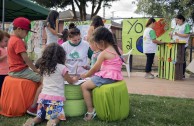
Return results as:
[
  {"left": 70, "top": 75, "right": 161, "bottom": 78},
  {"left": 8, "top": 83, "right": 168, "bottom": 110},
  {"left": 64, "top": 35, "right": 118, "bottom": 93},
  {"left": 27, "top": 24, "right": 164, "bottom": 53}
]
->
[
  {"left": 92, "top": 80, "right": 129, "bottom": 121},
  {"left": 65, "top": 85, "right": 83, "bottom": 100},
  {"left": 64, "top": 99, "right": 86, "bottom": 117}
]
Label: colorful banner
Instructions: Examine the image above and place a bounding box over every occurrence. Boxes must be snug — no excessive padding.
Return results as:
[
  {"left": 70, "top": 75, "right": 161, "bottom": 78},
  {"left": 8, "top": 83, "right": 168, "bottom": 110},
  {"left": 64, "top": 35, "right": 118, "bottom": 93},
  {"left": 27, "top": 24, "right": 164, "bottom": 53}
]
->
[
  {"left": 122, "top": 18, "right": 171, "bottom": 55},
  {"left": 64, "top": 20, "right": 111, "bottom": 42},
  {"left": 25, "top": 21, "right": 44, "bottom": 61}
]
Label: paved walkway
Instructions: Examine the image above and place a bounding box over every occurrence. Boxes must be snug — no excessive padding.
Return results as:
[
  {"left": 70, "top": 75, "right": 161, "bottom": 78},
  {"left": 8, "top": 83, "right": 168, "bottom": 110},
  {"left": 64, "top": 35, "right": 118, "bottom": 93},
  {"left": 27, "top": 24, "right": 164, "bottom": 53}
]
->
[{"left": 123, "top": 72, "right": 194, "bottom": 99}]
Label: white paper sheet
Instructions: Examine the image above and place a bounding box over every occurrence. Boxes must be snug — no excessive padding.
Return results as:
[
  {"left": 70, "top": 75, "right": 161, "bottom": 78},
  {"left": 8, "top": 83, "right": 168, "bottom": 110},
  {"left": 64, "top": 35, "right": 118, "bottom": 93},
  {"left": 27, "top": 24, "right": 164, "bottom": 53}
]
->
[{"left": 64, "top": 78, "right": 90, "bottom": 85}]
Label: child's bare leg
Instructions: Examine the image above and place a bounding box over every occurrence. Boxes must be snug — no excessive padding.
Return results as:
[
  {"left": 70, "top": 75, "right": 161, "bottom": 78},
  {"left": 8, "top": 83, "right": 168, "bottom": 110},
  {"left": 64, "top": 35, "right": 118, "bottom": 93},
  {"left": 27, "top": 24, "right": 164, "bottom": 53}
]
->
[
  {"left": 47, "top": 118, "right": 60, "bottom": 126},
  {"left": 23, "top": 117, "right": 42, "bottom": 126},
  {"left": 27, "top": 79, "right": 43, "bottom": 115},
  {"left": 81, "top": 80, "right": 96, "bottom": 120},
  {"left": 31, "top": 83, "right": 42, "bottom": 106}
]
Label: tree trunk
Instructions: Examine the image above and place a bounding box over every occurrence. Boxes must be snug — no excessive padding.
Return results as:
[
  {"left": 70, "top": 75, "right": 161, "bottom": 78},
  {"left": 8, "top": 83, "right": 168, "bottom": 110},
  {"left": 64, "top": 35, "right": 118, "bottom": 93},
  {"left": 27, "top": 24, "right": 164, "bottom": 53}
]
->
[
  {"left": 74, "top": 0, "right": 82, "bottom": 20},
  {"left": 83, "top": 3, "right": 87, "bottom": 20},
  {"left": 93, "top": 0, "right": 103, "bottom": 16},
  {"left": 72, "top": 0, "right": 77, "bottom": 20},
  {"left": 80, "top": 7, "right": 83, "bottom": 21},
  {"left": 91, "top": 0, "right": 95, "bottom": 19},
  {"left": 80, "top": 0, "right": 86, "bottom": 21}
]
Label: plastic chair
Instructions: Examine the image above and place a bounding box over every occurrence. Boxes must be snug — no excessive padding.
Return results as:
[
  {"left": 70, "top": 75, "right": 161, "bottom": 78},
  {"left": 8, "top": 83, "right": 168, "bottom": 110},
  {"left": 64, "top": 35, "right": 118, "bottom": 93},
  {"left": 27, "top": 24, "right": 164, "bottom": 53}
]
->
[{"left": 122, "top": 49, "right": 133, "bottom": 78}]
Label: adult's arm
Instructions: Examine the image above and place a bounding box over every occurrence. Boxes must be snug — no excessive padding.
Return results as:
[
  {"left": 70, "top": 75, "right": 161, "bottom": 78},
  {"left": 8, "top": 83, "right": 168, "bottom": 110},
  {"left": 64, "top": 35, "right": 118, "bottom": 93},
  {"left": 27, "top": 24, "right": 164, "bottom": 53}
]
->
[
  {"left": 175, "top": 23, "right": 191, "bottom": 38},
  {"left": 82, "top": 51, "right": 105, "bottom": 78},
  {"left": 150, "top": 30, "right": 163, "bottom": 44},
  {"left": 47, "top": 20, "right": 61, "bottom": 36}
]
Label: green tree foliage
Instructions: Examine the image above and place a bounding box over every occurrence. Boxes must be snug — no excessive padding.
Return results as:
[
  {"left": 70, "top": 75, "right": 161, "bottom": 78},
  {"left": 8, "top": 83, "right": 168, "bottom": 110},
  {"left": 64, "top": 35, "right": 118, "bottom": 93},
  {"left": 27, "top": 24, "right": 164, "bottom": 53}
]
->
[
  {"left": 135, "top": 0, "right": 194, "bottom": 21},
  {"left": 31, "top": 0, "right": 119, "bottom": 21}
]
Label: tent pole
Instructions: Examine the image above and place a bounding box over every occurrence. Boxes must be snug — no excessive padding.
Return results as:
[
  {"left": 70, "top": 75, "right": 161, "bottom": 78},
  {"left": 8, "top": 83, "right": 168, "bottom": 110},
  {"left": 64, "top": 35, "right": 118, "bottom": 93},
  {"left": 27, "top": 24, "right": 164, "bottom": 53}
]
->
[{"left": 2, "top": 0, "right": 5, "bottom": 30}]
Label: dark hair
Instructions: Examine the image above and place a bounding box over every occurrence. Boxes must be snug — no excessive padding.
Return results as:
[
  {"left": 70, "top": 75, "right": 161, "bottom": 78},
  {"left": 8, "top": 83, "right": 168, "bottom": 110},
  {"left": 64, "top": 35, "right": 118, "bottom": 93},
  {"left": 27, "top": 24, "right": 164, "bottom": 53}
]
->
[
  {"left": 69, "top": 23, "right": 76, "bottom": 29},
  {"left": 92, "top": 27, "right": 122, "bottom": 60},
  {"left": 61, "top": 29, "right": 68, "bottom": 42},
  {"left": 91, "top": 15, "right": 104, "bottom": 29},
  {"left": 39, "top": 43, "right": 66, "bottom": 76},
  {"left": 68, "top": 27, "right": 80, "bottom": 38},
  {"left": 46, "top": 10, "right": 59, "bottom": 29},
  {"left": 112, "top": 33, "right": 117, "bottom": 44},
  {"left": 176, "top": 14, "right": 185, "bottom": 22},
  {"left": 146, "top": 18, "right": 156, "bottom": 27},
  {"left": 0, "top": 30, "right": 4, "bottom": 42}
]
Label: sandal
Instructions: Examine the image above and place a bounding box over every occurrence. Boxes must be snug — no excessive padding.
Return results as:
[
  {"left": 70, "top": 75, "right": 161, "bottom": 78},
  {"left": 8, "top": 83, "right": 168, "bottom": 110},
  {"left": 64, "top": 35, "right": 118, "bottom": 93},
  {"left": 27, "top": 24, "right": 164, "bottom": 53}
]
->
[
  {"left": 23, "top": 118, "right": 35, "bottom": 126},
  {"left": 83, "top": 109, "right": 96, "bottom": 121}
]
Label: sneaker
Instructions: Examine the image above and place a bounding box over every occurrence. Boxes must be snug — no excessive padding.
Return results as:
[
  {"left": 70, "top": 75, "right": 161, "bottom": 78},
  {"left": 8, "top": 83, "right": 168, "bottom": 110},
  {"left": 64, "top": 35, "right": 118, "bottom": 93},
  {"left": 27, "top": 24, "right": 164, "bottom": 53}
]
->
[
  {"left": 27, "top": 106, "right": 37, "bottom": 116},
  {"left": 145, "top": 74, "right": 155, "bottom": 79},
  {"left": 150, "top": 73, "right": 154, "bottom": 76}
]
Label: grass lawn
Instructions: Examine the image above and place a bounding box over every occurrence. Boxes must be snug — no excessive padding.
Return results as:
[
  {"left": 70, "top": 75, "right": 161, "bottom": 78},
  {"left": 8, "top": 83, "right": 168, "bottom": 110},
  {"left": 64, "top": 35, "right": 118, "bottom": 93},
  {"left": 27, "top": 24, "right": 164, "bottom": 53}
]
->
[{"left": 0, "top": 94, "right": 194, "bottom": 126}]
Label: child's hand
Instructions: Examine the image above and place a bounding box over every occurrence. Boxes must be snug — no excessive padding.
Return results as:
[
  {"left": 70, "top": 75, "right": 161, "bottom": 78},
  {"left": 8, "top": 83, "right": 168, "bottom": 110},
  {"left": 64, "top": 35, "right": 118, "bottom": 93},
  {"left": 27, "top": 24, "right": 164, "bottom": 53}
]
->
[
  {"left": 80, "top": 73, "right": 86, "bottom": 79},
  {"left": 175, "top": 32, "right": 179, "bottom": 36},
  {"left": 35, "top": 69, "right": 40, "bottom": 74},
  {"left": 82, "top": 66, "right": 90, "bottom": 70},
  {"left": 158, "top": 41, "right": 164, "bottom": 45},
  {"left": 72, "top": 76, "right": 79, "bottom": 84}
]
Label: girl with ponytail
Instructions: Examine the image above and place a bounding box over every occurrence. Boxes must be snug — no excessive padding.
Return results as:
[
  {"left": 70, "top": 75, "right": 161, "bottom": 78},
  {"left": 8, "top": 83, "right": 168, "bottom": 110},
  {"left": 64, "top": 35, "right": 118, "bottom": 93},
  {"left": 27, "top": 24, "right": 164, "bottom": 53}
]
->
[{"left": 80, "top": 27, "right": 123, "bottom": 121}]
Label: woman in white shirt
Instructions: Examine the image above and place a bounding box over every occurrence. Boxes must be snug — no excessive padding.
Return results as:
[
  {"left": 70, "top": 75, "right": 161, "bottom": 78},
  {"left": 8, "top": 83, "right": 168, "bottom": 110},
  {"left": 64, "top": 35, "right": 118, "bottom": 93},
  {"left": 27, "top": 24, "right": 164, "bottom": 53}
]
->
[
  {"left": 172, "top": 14, "right": 191, "bottom": 77},
  {"left": 45, "top": 10, "right": 61, "bottom": 45},
  {"left": 143, "top": 18, "right": 163, "bottom": 79},
  {"left": 61, "top": 24, "right": 92, "bottom": 75}
]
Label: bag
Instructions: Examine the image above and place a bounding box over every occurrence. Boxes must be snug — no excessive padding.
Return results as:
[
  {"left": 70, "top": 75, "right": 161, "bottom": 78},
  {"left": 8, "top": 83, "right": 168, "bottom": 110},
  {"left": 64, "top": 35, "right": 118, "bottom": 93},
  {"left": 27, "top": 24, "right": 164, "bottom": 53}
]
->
[{"left": 186, "top": 59, "right": 194, "bottom": 73}]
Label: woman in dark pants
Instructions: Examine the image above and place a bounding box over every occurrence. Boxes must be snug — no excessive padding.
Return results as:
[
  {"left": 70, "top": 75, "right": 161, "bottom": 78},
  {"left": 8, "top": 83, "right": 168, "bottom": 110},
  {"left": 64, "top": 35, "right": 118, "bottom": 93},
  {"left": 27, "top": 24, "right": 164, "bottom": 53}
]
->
[{"left": 143, "top": 18, "right": 164, "bottom": 79}]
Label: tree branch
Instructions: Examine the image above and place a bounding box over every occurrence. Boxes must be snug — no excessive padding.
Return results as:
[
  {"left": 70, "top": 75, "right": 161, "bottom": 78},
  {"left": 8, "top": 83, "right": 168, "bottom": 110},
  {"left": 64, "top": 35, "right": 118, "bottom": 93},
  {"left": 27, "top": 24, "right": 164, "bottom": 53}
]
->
[
  {"left": 72, "top": 0, "right": 77, "bottom": 20},
  {"left": 91, "top": 0, "right": 96, "bottom": 18},
  {"left": 93, "top": 0, "right": 103, "bottom": 16}
]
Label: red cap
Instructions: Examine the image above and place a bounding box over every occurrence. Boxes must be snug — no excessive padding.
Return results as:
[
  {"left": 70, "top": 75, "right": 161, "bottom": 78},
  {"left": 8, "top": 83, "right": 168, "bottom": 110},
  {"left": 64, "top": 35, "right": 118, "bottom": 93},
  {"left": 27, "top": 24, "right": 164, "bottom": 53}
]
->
[{"left": 13, "top": 17, "right": 36, "bottom": 33}]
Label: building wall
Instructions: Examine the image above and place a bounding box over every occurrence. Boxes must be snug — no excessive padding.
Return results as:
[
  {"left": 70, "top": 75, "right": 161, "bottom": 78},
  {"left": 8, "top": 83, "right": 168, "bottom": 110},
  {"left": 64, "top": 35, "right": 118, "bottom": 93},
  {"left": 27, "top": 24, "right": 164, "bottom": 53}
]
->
[{"left": 111, "top": 26, "right": 122, "bottom": 51}]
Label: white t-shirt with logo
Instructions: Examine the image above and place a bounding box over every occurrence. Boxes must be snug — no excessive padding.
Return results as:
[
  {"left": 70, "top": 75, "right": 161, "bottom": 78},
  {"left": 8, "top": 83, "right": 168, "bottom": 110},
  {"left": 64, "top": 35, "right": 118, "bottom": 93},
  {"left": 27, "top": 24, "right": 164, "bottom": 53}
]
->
[
  {"left": 143, "top": 27, "right": 157, "bottom": 53},
  {"left": 61, "top": 40, "right": 89, "bottom": 74},
  {"left": 172, "top": 22, "right": 190, "bottom": 47}
]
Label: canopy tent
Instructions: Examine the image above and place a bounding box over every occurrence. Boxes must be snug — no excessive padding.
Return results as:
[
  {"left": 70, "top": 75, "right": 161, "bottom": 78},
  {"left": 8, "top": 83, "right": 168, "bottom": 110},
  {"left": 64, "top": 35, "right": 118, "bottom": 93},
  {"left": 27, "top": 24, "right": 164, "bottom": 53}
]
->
[{"left": 1, "top": 0, "right": 49, "bottom": 29}]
